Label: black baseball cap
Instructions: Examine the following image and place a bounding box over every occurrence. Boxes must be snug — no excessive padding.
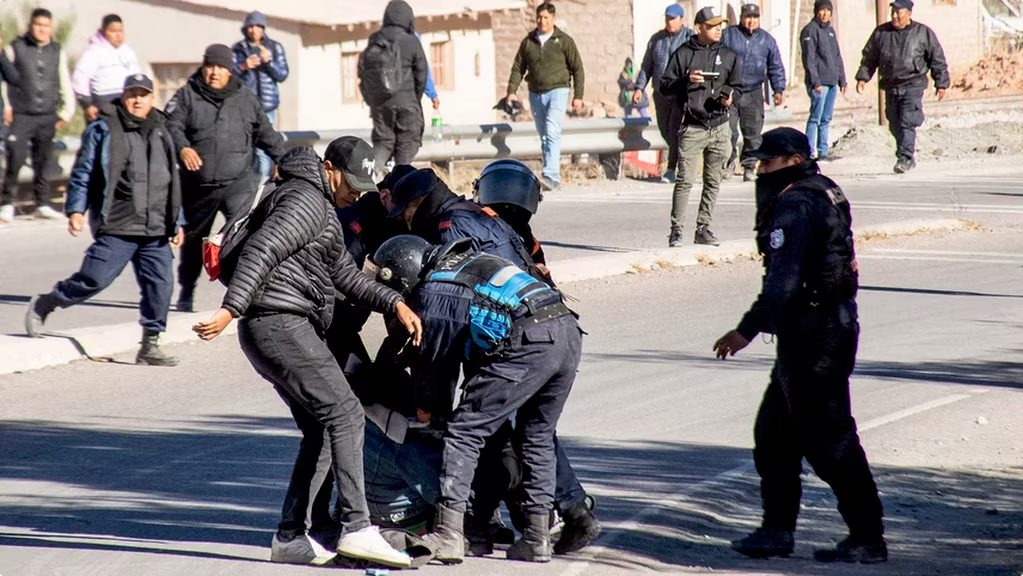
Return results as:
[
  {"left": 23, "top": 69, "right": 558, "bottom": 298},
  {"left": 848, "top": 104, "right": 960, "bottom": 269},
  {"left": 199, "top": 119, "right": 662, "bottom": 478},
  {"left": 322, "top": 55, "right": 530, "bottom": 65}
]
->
[
  {"left": 748, "top": 127, "right": 812, "bottom": 160},
  {"left": 388, "top": 168, "right": 439, "bottom": 218},
  {"left": 323, "top": 136, "right": 377, "bottom": 193},
  {"left": 694, "top": 6, "right": 728, "bottom": 26},
  {"left": 890, "top": 0, "right": 913, "bottom": 10},
  {"left": 740, "top": 3, "right": 760, "bottom": 17},
  {"left": 377, "top": 164, "right": 417, "bottom": 192},
  {"left": 123, "top": 73, "right": 153, "bottom": 93}
]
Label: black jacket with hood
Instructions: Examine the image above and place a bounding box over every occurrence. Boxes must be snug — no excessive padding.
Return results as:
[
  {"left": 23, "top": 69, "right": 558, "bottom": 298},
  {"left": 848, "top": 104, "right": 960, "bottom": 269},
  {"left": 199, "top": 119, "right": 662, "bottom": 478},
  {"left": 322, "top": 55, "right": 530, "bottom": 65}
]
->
[
  {"left": 221, "top": 147, "right": 402, "bottom": 333},
  {"left": 365, "top": 1, "right": 427, "bottom": 109},
  {"left": 659, "top": 36, "right": 742, "bottom": 129},
  {"left": 166, "top": 71, "right": 285, "bottom": 186}
]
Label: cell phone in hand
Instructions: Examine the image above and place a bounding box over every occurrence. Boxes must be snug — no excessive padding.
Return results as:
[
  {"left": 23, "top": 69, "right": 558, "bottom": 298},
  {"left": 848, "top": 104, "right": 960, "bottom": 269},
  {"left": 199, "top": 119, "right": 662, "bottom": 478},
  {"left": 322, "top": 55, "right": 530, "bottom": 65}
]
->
[{"left": 701, "top": 71, "right": 721, "bottom": 78}]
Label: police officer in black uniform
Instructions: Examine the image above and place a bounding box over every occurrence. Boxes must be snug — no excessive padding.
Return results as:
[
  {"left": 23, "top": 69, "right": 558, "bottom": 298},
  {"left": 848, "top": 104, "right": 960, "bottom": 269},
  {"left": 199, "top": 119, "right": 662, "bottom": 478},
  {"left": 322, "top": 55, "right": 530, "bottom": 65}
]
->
[
  {"left": 713, "top": 127, "right": 886, "bottom": 564},
  {"left": 372, "top": 235, "right": 582, "bottom": 565}
]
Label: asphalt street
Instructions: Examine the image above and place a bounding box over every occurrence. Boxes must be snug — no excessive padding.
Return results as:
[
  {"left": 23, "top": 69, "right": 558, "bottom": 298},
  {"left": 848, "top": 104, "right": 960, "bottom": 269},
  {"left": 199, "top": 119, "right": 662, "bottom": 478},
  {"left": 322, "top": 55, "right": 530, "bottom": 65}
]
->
[
  {"left": 2, "top": 155, "right": 1022, "bottom": 336},
  {"left": 1, "top": 221, "right": 1020, "bottom": 575}
]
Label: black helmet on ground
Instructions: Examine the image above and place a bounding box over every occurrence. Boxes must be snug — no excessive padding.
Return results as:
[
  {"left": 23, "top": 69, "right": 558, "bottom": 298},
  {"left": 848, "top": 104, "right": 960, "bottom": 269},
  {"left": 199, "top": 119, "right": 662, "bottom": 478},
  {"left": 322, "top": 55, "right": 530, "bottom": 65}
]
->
[{"left": 473, "top": 159, "right": 542, "bottom": 214}]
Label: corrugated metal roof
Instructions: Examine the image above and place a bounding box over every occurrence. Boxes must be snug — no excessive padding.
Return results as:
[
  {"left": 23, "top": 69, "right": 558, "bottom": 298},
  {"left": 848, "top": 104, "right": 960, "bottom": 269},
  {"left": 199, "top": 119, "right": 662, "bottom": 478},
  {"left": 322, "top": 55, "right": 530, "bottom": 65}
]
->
[{"left": 171, "top": 0, "right": 526, "bottom": 27}]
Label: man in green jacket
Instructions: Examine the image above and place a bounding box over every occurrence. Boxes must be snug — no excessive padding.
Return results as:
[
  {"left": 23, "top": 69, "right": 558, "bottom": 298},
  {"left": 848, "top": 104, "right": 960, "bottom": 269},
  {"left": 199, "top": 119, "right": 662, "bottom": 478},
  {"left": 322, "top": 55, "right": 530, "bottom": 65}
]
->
[{"left": 505, "top": 2, "right": 584, "bottom": 191}]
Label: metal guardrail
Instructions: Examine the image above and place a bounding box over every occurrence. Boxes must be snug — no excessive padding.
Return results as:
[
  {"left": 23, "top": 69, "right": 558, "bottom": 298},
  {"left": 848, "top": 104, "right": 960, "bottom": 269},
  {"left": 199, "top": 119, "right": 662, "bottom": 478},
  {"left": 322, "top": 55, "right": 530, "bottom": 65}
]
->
[{"left": 34, "top": 108, "right": 793, "bottom": 186}]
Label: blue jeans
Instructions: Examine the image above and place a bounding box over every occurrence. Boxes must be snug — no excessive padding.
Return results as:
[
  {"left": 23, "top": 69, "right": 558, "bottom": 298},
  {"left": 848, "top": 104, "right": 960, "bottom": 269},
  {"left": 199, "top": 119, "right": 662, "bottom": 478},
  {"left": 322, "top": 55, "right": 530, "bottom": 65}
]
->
[
  {"left": 529, "top": 88, "right": 571, "bottom": 183},
  {"left": 52, "top": 234, "right": 173, "bottom": 332},
  {"left": 254, "top": 109, "right": 277, "bottom": 177},
  {"left": 806, "top": 86, "right": 838, "bottom": 158},
  {"left": 363, "top": 421, "right": 442, "bottom": 528}
]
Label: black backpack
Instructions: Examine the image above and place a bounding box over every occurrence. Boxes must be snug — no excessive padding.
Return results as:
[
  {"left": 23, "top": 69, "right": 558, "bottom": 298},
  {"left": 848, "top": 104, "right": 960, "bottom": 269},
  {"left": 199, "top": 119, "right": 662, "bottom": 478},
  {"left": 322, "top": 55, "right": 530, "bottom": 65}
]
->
[
  {"left": 358, "top": 33, "right": 404, "bottom": 106},
  {"left": 203, "top": 184, "right": 279, "bottom": 286}
]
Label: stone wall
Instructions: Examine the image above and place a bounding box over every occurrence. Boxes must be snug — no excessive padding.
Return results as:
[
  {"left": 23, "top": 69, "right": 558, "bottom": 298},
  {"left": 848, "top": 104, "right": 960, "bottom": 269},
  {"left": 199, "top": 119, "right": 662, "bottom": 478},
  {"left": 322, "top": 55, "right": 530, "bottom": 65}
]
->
[{"left": 492, "top": 0, "right": 635, "bottom": 112}]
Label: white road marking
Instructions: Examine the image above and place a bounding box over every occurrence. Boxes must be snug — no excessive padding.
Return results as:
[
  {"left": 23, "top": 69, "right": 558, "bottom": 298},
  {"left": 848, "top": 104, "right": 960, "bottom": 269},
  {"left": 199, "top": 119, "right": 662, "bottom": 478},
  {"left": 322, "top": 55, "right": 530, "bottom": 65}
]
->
[
  {"left": 870, "top": 248, "right": 1023, "bottom": 259},
  {"left": 858, "top": 254, "right": 1023, "bottom": 265},
  {"left": 559, "top": 393, "right": 974, "bottom": 576}
]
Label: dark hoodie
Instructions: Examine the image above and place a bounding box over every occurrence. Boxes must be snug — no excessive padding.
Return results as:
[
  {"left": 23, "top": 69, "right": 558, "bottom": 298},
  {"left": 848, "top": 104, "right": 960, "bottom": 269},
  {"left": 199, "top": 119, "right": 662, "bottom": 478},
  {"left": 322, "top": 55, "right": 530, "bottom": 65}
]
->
[
  {"left": 221, "top": 147, "right": 402, "bottom": 332},
  {"left": 365, "top": 0, "right": 427, "bottom": 108},
  {"left": 166, "top": 70, "right": 285, "bottom": 185},
  {"left": 659, "top": 36, "right": 742, "bottom": 128},
  {"left": 409, "top": 177, "right": 540, "bottom": 278}
]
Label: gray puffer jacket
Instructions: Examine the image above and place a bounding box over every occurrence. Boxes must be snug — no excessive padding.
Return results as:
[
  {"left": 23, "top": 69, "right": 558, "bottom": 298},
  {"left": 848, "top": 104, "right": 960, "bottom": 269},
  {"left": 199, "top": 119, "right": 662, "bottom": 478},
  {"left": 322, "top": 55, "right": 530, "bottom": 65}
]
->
[{"left": 221, "top": 147, "right": 402, "bottom": 331}]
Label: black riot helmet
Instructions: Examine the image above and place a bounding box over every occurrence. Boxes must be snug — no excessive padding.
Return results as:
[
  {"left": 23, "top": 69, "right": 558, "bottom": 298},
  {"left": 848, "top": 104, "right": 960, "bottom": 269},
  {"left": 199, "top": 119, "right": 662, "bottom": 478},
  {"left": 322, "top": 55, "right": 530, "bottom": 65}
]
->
[
  {"left": 372, "top": 235, "right": 433, "bottom": 295},
  {"left": 473, "top": 159, "right": 542, "bottom": 214}
]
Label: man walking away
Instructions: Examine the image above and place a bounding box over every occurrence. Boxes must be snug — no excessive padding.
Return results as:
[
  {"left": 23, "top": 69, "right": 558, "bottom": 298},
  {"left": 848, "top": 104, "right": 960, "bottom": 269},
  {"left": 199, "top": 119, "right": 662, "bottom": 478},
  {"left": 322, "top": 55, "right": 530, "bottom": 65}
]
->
[
  {"left": 359, "top": 1, "right": 427, "bottom": 177},
  {"left": 659, "top": 6, "right": 741, "bottom": 247},
  {"left": 722, "top": 3, "right": 786, "bottom": 182},
  {"left": 633, "top": 3, "right": 694, "bottom": 183},
  {"left": 800, "top": 1, "right": 846, "bottom": 161},
  {"left": 715, "top": 127, "right": 886, "bottom": 565},
  {"left": 1, "top": 8, "right": 75, "bottom": 223},
  {"left": 72, "top": 14, "right": 141, "bottom": 123},
  {"left": 506, "top": 2, "right": 584, "bottom": 191},
  {"left": 26, "top": 75, "right": 182, "bottom": 366},
  {"left": 855, "top": 0, "right": 948, "bottom": 174},
  {"left": 167, "top": 43, "right": 285, "bottom": 312},
  {"left": 232, "top": 10, "right": 289, "bottom": 178}
]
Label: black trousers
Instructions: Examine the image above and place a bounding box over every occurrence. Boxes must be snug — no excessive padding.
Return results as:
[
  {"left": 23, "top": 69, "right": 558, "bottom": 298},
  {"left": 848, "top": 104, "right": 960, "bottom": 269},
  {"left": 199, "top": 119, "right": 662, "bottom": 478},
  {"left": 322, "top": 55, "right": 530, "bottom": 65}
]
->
[
  {"left": 653, "top": 91, "right": 682, "bottom": 172},
  {"left": 884, "top": 85, "right": 926, "bottom": 161},
  {"left": 2, "top": 112, "right": 56, "bottom": 208},
  {"left": 752, "top": 305, "right": 884, "bottom": 540},
  {"left": 178, "top": 174, "right": 259, "bottom": 292},
  {"left": 370, "top": 105, "right": 424, "bottom": 171},
  {"left": 729, "top": 86, "right": 765, "bottom": 169},
  {"left": 239, "top": 313, "right": 373, "bottom": 535},
  {"left": 438, "top": 315, "right": 582, "bottom": 514}
]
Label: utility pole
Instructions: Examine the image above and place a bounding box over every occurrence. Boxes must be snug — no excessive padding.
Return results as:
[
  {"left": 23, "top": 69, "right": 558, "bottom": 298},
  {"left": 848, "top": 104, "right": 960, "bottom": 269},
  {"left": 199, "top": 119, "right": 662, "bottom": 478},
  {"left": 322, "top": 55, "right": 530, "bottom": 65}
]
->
[{"left": 875, "top": 0, "right": 888, "bottom": 126}]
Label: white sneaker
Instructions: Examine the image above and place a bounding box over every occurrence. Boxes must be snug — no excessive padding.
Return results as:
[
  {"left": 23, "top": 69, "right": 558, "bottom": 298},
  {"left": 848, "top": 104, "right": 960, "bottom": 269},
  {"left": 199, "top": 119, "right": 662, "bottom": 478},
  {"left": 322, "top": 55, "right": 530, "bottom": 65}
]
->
[
  {"left": 33, "top": 205, "right": 63, "bottom": 220},
  {"left": 270, "top": 533, "right": 337, "bottom": 565},
  {"left": 336, "top": 525, "right": 412, "bottom": 568},
  {"left": 0, "top": 204, "right": 13, "bottom": 222}
]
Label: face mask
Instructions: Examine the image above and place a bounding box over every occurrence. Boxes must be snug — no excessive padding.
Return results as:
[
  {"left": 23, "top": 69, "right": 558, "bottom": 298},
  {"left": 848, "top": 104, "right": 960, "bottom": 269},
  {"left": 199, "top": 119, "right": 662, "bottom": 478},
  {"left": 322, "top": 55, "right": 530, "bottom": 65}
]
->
[{"left": 754, "top": 161, "right": 810, "bottom": 230}]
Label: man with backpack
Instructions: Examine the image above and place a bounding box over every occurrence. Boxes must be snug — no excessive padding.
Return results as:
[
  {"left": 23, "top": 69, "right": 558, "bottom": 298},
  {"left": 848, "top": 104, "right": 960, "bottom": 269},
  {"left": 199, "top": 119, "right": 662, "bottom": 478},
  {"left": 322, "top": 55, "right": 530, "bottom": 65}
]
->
[{"left": 359, "top": 1, "right": 427, "bottom": 176}]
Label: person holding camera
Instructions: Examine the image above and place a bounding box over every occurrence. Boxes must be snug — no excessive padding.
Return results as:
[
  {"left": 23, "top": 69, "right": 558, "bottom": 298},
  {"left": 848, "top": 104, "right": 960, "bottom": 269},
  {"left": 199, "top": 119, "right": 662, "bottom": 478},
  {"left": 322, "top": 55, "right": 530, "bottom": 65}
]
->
[
  {"left": 659, "top": 6, "right": 741, "bottom": 247},
  {"left": 232, "top": 10, "right": 289, "bottom": 178}
]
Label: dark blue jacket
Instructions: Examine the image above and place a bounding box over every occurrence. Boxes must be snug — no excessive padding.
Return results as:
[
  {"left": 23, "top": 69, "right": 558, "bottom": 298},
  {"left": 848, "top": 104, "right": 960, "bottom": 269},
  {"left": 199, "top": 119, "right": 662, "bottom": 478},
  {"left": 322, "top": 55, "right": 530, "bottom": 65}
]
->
[
  {"left": 635, "top": 27, "right": 695, "bottom": 92},
  {"left": 66, "top": 106, "right": 181, "bottom": 237},
  {"left": 231, "top": 36, "right": 289, "bottom": 113},
  {"left": 721, "top": 26, "right": 786, "bottom": 93},
  {"left": 800, "top": 18, "right": 846, "bottom": 89},
  {"left": 409, "top": 183, "right": 540, "bottom": 278}
]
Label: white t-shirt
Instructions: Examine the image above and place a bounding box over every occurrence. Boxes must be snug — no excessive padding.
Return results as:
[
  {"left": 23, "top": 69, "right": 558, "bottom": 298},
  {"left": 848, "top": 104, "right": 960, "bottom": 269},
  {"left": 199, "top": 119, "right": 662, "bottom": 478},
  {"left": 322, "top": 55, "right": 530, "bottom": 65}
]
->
[{"left": 537, "top": 31, "right": 553, "bottom": 47}]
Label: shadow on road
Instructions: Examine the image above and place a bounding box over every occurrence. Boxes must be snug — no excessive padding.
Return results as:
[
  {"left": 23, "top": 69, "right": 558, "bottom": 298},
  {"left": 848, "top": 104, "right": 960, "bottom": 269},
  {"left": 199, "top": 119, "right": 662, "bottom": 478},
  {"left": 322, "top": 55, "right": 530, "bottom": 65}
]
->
[{"left": 0, "top": 417, "right": 1019, "bottom": 574}]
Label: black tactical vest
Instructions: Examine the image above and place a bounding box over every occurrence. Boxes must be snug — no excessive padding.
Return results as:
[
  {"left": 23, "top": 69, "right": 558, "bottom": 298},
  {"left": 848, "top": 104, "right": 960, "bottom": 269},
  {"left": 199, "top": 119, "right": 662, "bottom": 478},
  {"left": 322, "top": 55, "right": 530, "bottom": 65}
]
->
[{"left": 10, "top": 35, "right": 61, "bottom": 115}]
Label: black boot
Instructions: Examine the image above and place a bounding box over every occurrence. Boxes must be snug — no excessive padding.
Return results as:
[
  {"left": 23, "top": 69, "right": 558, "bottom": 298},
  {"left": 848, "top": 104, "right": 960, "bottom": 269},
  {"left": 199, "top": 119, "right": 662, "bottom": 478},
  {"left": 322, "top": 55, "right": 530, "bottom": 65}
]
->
[
  {"left": 554, "top": 496, "right": 601, "bottom": 555},
  {"left": 731, "top": 527, "right": 794, "bottom": 559},
  {"left": 25, "top": 293, "right": 57, "bottom": 338},
  {"left": 464, "top": 512, "right": 495, "bottom": 557},
  {"left": 136, "top": 330, "right": 179, "bottom": 367},
  {"left": 422, "top": 504, "right": 465, "bottom": 564},
  {"left": 506, "top": 512, "right": 552, "bottom": 563},
  {"left": 814, "top": 535, "right": 888, "bottom": 564}
]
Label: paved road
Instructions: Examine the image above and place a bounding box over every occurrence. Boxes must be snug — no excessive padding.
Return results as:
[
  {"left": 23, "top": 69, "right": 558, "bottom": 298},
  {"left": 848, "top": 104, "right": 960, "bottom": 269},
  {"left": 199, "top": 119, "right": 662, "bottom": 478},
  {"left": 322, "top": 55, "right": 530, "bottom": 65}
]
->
[
  {"left": 1, "top": 224, "right": 1020, "bottom": 576},
  {"left": 2, "top": 155, "right": 1022, "bottom": 337}
]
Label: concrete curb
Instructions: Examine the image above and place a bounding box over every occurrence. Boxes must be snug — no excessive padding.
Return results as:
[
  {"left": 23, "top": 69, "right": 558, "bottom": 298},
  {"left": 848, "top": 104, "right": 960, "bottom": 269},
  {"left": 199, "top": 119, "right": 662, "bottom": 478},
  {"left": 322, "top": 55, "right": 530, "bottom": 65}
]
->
[{"left": 1, "top": 218, "right": 969, "bottom": 376}]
